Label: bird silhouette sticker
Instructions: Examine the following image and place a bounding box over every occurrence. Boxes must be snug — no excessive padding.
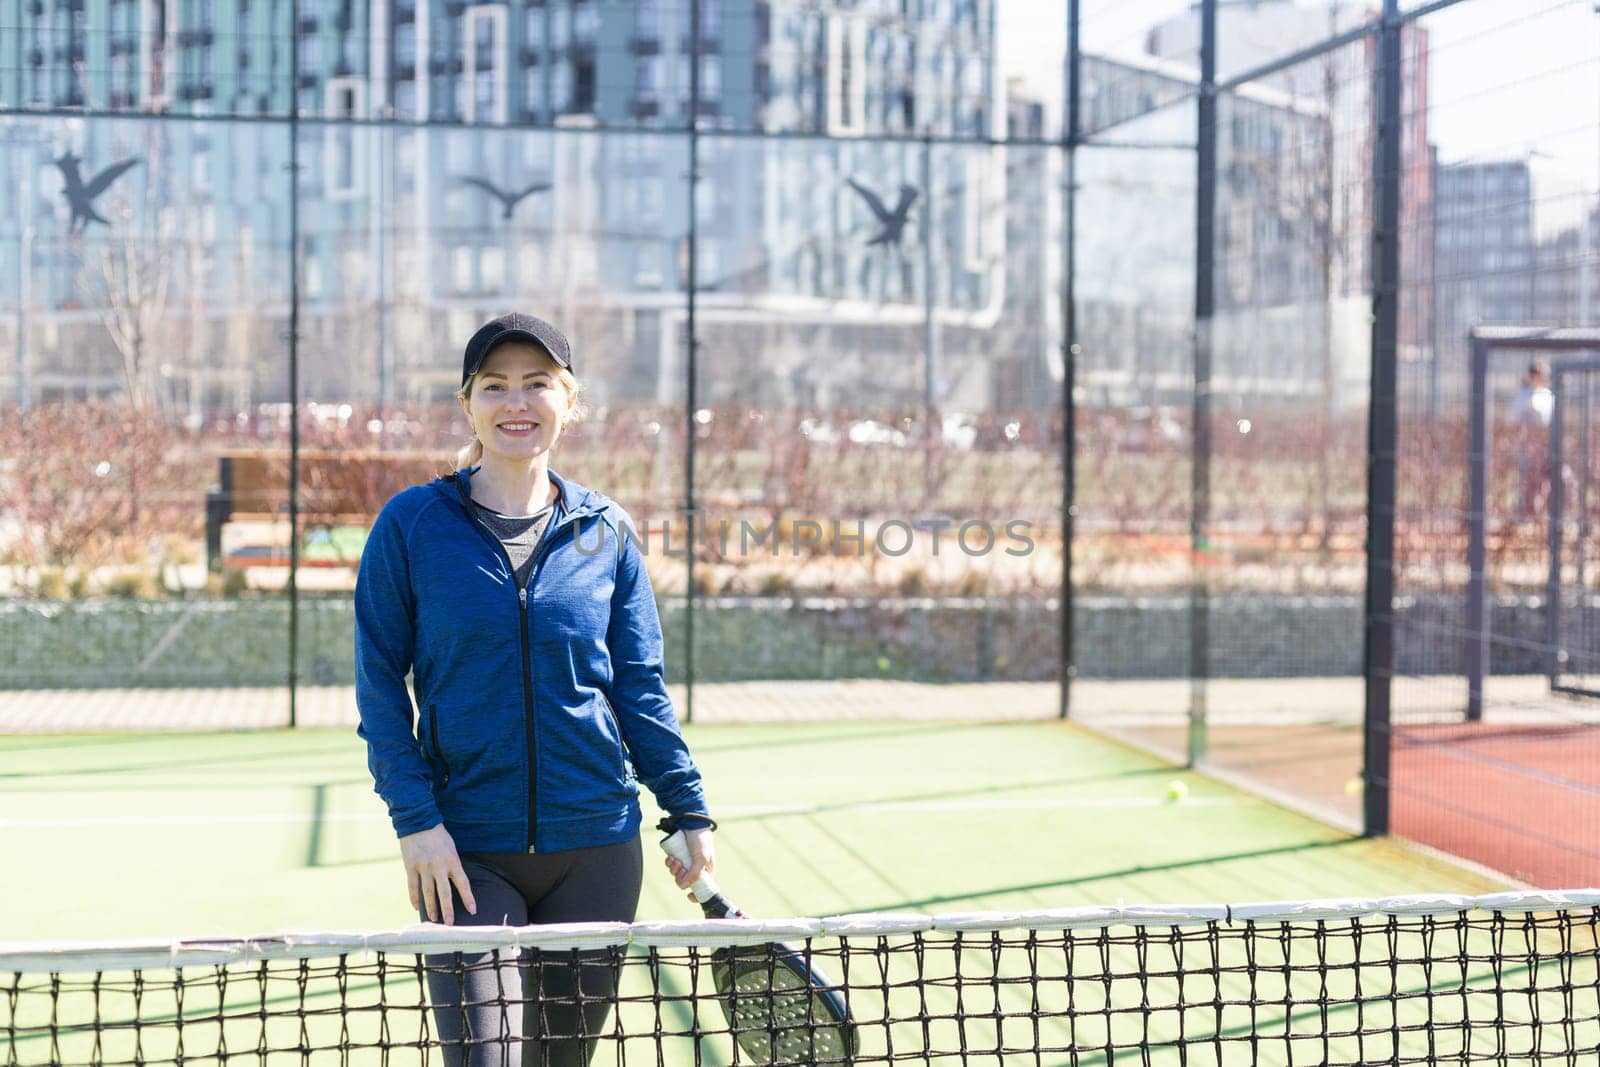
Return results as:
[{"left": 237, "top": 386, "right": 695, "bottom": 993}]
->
[
  {"left": 55, "top": 152, "right": 143, "bottom": 234},
  {"left": 457, "top": 175, "right": 553, "bottom": 219},
  {"left": 846, "top": 178, "right": 919, "bottom": 247}
]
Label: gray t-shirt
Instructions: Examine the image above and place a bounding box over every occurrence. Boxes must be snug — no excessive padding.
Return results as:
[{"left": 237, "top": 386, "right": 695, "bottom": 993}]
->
[{"left": 470, "top": 499, "right": 557, "bottom": 590}]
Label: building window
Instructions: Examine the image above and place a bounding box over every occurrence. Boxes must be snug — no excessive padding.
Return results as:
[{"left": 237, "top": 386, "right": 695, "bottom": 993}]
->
[
  {"left": 640, "top": 176, "right": 663, "bottom": 218},
  {"left": 298, "top": 35, "right": 319, "bottom": 75},
  {"left": 453, "top": 247, "right": 473, "bottom": 292},
  {"left": 700, "top": 55, "right": 721, "bottom": 102},
  {"left": 431, "top": 15, "right": 450, "bottom": 60},
  {"left": 636, "top": 0, "right": 659, "bottom": 41},
  {"left": 695, "top": 179, "right": 715, "bottom": 227},
  {"left": 444, "top": 178, "right": 469, "bottom": 222},
  {"left": 475, "top": 69, "right": 494, "bottom": 116},
  {"left": 575, "top": 59, "right": 595, "bottom": 111},
  {"left": 551, "top": 5, "right": 570, "bottom": 49},
  {"left": 526, "top": 8, "right": 544, "bottom": 48},
  {"left": 681, "top": 0, "right": 720, "bottom": 42},
  {"left": 397, "top": 24, "right": 415, "bottom": 65},
  {"left": 552, "top": 62, "right": 573, "bottom": 111},
  {"left": 699, "top": 239, "right": 719, "bottom": 285},
  {"left": 636, "top": 56, "right": 658, "bottom": 100},
  {"left": 482, "top": 247, "right": 505, "bottom": 290},
  {"left": 574, "top": 1, "right": 597, "bottom": 44},
  {"left": 110, "top": 53, "right": 129, "bottom": 99},
  {"left": 324, "top": 79, "right": 365, "bottom": 198},
  {"left": 395, "top": 79, "right": 417, "bottom": 117},
  {"left": 838, "top": 23, "right": 852, "bottom": 126},
  {"left": 525, "top": 67, "right": 544, "bottom": 112}
]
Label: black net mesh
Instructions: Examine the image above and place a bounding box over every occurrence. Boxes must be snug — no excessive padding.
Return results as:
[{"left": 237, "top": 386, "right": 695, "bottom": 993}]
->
[{"left": 6, "top": 901, "right": 1600, "bottom": 1066}]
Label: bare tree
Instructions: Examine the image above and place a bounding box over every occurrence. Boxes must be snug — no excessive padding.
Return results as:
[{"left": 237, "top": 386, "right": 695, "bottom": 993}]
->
[
  {"left": 73, "top": 166, "right": 179, "bottom": 416},
  {"left": 1233, "top": 20, "right": 1360, "bottom": 578}
]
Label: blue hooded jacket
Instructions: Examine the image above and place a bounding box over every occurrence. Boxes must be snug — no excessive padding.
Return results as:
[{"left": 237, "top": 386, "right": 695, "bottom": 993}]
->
[{"left": 354, "top": 467, "right": 709, "bottom": 853}]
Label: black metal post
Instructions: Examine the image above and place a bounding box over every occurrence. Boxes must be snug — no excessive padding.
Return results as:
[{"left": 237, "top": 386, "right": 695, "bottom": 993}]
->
[
  {"left": 376, "top": 125, "right": 391, "bottom": 433},
  {"left": 1581, "top": 374, "right": 1593, "bottom": 608},
  {"left": 1060, "top": 0, "right": 1080, "bottom": 719},
  {"left": 1188, "top": 0, "right": 1217, "bottom": 767},
  {"left": 1465, "top": 333, "right": 1488, "bottom": 721},
  {"left": 287, "top": 0, "right": 302, "bottom": 729},
  {"left": 1547, "top": 370, "right": 1566, "bottom": 688},
  {"left": 683, "top": 0, "right": 700, "bottom": 723},
  {"left": 1362, "top": 0, "right": 1404, "bottom": 835},
  {"left": 922, "top": 130, "right": 938, "bottom": 504}
]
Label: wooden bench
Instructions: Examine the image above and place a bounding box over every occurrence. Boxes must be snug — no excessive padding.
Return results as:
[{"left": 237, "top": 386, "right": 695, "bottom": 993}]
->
[{"left": 205, "top": 449, "right": 451, "bottom": 571}]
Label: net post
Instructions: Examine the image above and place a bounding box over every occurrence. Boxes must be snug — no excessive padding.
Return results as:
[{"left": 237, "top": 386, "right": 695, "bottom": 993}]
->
[{"left": 1465, "top": 332, "right": 1489, "bottom": 720}]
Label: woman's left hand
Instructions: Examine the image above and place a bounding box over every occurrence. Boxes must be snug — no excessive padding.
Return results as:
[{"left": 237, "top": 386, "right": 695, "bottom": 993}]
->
[{"left": 663, "top": 827, "right": 716, "bottom": 902}]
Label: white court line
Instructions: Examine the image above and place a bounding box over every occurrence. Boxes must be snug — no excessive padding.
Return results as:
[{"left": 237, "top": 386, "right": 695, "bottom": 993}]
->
[
  {"left": 719, "top": 797, "right": 1238, "bottom": 816},
  {"left": 0, "top": 795, "right": 1237, "bottom": 829},
  {"left": 0, "top": 813, "right": 391, "bottom": 828}
]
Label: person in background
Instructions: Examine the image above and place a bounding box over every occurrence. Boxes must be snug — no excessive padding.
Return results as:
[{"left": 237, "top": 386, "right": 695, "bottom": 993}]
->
[
  {"left": 1505, "top": 359, "right": 1555, "bottom": 518},
  {"left": 354, "top": 313, "right": 716, "bottom": 1066}
]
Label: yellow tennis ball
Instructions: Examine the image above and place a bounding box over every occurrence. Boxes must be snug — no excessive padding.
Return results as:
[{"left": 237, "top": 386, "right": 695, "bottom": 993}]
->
[
  {"left": 1345, "top": 776, "right": 1364, "bottom": 796},
  {"left": 1165, "top": 780, "right": 1188, "bottom": 803}
]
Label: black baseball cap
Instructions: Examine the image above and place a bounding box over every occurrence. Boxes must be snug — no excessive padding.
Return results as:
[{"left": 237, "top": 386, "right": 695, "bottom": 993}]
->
[{"left": 462, "top": 313, "right": 573, "bottom": 386}]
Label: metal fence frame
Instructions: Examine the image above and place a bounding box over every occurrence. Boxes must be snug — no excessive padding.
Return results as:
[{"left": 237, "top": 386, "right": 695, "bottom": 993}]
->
[
  {"left": 2, "top": 0, "right": 1508, "bottom": 839},
  {"left": 1549, "top": 359, "right": 1600, "bottom": 699},
  {"left": 1465, "top": 328, "right": 1600, "bottom": 719}
]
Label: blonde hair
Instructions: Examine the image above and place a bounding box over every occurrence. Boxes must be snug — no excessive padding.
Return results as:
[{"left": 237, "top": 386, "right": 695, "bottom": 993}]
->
[{"left": 455, "top": 364, "right": 586, "bottom": 471}]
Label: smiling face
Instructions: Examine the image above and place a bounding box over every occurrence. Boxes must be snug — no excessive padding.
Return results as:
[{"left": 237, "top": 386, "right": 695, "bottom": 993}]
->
[{"left": 457, "top": 341, "right": 575, "bottom": 464}]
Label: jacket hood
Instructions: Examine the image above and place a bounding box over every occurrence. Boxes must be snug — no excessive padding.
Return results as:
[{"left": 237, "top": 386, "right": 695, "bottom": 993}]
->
[{"left": 434, "top": 466, "right": 613, "bottom": 524}]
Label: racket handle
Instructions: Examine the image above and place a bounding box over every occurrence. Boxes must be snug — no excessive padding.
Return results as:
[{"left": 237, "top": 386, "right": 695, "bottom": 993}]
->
[{"left": 659, "top": 829, "right": 721, "bottom": 902}]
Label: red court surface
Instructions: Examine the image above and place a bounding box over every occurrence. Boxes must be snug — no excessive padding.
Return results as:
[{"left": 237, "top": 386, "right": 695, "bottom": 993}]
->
[{"left": 1392, "top": 721, "right": 1600, "bottom": 888}]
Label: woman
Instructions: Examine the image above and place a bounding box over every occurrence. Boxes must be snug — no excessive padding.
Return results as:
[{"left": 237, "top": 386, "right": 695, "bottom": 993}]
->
[{"left": 354, "top": 312, "right": 716, "bottom": 1066}]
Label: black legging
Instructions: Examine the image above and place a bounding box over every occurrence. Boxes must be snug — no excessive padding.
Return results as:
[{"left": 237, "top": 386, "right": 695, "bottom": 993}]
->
[{"left": 421, "top": 836, "right": 644, "bottom": 1067}]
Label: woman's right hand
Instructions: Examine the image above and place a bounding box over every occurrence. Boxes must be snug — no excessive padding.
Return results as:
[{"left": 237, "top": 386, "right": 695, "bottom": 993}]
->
[{"left": 398, "top": 824, "right": 478, "bottom": 925}]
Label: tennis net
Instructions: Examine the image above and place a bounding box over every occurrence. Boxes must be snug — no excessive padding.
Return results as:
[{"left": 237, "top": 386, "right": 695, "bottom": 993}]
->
[{"left": 4, "top": 891, "right": 1598, "bottom": 1066}]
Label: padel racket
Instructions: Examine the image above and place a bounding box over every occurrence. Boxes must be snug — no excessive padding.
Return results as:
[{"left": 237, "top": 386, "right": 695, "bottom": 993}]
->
[{"left": 659, "top": 829, "right": 855, "bottom": 1065}]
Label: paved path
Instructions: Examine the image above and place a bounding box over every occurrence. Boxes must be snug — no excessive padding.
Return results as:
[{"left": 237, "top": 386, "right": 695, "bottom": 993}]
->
[
  {"left": 0, "top": 676, "right": 1577, "bottom": 732},
  {"left": 0, "top": 682, "right": 1057, "bottom": 732}
]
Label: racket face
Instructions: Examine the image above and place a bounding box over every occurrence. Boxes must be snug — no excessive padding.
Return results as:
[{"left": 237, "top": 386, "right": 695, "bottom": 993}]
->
[{"left": 712, "top": 945, "right": 854, "bottom": 1065}]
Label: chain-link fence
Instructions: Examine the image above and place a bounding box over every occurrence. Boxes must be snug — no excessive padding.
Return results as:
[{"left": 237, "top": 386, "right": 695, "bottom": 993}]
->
[{"left": 3, "top": 0, "right": 1598, "bottom": 886}]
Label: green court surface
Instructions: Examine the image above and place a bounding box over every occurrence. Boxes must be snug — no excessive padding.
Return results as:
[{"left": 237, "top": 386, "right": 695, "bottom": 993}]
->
[
  {"left": 4, "top": 720, "right": 1564, "bottom": 1066},
  {"left": 1, "top": 719, "right": 1505, "bottom": 943}
]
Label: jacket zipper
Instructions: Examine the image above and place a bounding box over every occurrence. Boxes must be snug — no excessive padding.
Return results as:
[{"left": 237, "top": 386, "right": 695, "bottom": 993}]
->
[
  {"left": 518, "top": 583, "right": 535, "bottom": 851},
  {"left": 455, "top": 478, "right": 587, "bottom": 855},
  {"left": 518, "top": 521, "right": 585, "bottom": 852},
  {"left": 427, "top": 705, "right": 450, "bottom": 788}
]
